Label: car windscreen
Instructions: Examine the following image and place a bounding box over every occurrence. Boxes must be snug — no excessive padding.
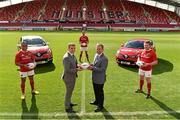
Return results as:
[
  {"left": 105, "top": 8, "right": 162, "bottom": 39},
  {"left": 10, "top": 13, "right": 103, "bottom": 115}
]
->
[
  {"left": 125, "top": 41, "right": 144, "bottom": 49},
  {"left": 23, "top": 38, "right": 46, "bottom": 46}
]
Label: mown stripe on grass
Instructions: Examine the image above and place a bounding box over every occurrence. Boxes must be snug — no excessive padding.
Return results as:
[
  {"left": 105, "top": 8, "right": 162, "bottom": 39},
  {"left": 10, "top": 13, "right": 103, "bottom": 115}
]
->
[
  {"left": 80, "top": 71, "right": 86, "bottom": 114},
  {"left": 1, "top": 110, "right": 180, "bottom": 117}
]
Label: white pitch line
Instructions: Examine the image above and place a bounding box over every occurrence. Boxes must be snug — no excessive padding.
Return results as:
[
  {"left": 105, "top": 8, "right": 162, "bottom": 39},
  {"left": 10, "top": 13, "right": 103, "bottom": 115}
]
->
[
  {"left": 1, "top": 111, "right": 180, "bottom": 117},
  {"left": 80, "top": 71, "right": 86, "bottom": 114}
]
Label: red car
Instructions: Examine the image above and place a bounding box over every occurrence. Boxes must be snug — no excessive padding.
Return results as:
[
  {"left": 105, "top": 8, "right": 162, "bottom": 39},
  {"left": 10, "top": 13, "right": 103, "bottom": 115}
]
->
[
  {"left": 17, "top": 36, "right": 53, "bottom": 64},
  {"left": 115, "top": 38, "right": 154, "bottom": 66}
]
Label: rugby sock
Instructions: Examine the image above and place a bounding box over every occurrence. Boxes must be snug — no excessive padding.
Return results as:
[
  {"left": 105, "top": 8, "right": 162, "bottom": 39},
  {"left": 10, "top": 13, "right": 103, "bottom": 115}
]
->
[
  {"left": 30, "top": 80, "right": 34, "bottom": 91},
  {"left": 79, "top": 53, "right": 82, "bottom": 61},
  {"left": 140, "top": 80, "right": 144, "bottom": 90},
  {"left": 21, "top": 81, "right": 25, "bottom": 94},
  {"left": 147, "top": 82, "right": 151, "bottom": 95},
  {"left": 86, "top": 53, "right": 89, "bottom": 62}
]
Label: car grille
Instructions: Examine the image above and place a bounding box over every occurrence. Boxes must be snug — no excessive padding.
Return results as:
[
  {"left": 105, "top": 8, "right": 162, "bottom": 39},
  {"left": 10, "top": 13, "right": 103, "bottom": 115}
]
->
[
  {"left": 35, "top": 58, "right": 48, "bottom": 62},
  {"left": 34, "top": 52, "right": 47, "bottom": 57},
  {"left": 121, "top": 54, "right": 137, "bottom": 59}
]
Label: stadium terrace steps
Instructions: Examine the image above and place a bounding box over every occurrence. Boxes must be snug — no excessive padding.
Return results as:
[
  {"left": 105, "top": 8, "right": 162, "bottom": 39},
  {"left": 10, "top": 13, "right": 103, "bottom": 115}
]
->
[{"left": 0, "top": 0, "right": 179, "bottom": 24}]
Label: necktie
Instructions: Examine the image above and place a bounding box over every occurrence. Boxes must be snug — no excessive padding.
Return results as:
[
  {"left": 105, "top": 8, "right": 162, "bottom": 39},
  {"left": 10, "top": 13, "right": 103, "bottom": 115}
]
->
[
  {"left": 96, "top": 55, "right": 99, "bottom": 60},
  {"left": 72, "top": 55, "right": 76, "bottom": 61}
]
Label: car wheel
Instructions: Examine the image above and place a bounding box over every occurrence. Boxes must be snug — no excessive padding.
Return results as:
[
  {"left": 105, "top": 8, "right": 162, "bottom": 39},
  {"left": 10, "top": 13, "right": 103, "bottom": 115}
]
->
[
  {"left": 118, "top": 63, "right": 122, "bottom": 66},
  {"left": 48, "top": 60, "right": 53, "bottom": 64}
]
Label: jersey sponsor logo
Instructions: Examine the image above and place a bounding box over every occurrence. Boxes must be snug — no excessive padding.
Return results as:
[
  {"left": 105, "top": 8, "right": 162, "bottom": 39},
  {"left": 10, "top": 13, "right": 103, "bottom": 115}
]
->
[
  {"left": 142, "top": 53, "right": 151, "bottom": 58},
  {"left": 21, "top": 53, "right": 31, "bottom": 60}
]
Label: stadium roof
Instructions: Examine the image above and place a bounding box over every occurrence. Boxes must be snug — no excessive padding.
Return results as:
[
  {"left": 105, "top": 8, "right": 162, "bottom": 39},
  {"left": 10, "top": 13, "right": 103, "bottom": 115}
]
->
[
  {"left": 155, "top": 0, "right": 180, "bottom": 7},
  {"left": 0, "top": 0, "right": 180, "bottom": 8},
  {"left": 128, "top": 0, "right": 180, "bottom": 7}
]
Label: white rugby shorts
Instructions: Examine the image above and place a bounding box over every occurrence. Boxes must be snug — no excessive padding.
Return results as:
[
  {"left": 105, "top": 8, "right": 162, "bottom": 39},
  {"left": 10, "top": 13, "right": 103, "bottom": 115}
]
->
[
  {"left": 80, "top": 47, "right": 88, "bottom": 51},
  {"left": 139, "top": 69, "right": 152, "bottom": 77},
  {"left": 20, "top": 70, "right": 35, "bottom": 78}
]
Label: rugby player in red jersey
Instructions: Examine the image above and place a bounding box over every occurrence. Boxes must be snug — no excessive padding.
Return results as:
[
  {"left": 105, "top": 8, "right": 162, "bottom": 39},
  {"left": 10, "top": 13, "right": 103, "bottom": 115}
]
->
[
  {"left": 15, "top": 42, "right": 39, "bottom": 100},
  {"left": 79, "top": 31, "right": 90, "bottom": 63},
  {"left": 135, "top": 41, "right": 158, "bottom": 99}
]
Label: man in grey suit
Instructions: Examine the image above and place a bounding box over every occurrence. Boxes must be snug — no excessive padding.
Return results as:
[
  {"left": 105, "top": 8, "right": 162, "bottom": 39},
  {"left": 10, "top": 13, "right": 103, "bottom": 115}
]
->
[
  {"left": 62, "top": 43, "right": 82, "bottom": 113},
  {"left": 87, "top": 43, "right": 108, "bottom": 112}
]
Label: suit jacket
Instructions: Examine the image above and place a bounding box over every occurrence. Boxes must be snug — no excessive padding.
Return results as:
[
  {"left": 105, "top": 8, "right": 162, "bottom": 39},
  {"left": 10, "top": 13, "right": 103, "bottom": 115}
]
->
[
  {"left": 62, "top": 52, "right": 77, "bottom": 82},
  {"left": 92, "top": 53, "right": 108, "bottom": 84}
]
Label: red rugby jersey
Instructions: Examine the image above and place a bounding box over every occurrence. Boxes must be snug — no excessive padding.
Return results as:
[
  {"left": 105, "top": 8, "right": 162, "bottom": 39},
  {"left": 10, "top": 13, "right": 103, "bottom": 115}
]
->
[
  {"left": 140, "top": 49, "right": 157, "bottom": 71},
  {"left": 79, "top": 35, "right": 89, "bottom": 47},
  {"left": 15, "top": 50, "right": 35, "bottom": 72}
]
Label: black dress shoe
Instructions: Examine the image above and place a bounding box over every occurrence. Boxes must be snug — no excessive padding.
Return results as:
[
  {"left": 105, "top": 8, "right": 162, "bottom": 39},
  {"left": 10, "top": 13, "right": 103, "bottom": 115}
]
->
[
  {"left": 90, "top": 101, "right": 98, "bottom": 106},
  {"left": 94, "top": 107, "right": 103, "bottom": 112},
  {"left": 70, "top": 103, "right": 77, "bottom": 107},
  {"left": 65, "top": 108, "right": 75, "bottom": 113}
]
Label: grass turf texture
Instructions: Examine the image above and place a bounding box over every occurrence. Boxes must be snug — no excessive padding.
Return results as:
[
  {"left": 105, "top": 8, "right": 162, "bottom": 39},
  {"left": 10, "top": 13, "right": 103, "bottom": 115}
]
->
[{"left": 0, "top": 31, "right": 180, "bottom": 119}]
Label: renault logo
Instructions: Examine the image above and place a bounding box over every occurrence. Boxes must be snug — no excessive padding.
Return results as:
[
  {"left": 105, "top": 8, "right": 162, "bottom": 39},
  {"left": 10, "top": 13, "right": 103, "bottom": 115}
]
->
[
  {"left": 37, "top": 53, "right": 41, "bottom": 57},
  {"left": 124, "top": 55, "right": 128, "bottom": 58}
]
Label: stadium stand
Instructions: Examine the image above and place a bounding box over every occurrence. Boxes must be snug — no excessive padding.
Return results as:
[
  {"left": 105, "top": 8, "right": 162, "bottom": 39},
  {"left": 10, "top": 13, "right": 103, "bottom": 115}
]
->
[
  {"left": 16, "top": 0, "right": 45, "bottom": 21},
  {"left": 0, "top": 0, "right": 180, "bottom": 31},
  {"left": 0, "top": 3, "right": 25, "bottom": 21},
  {"left": 142, "top": 4, "right": 170, "bottom": 24},
  {"left": 64, "top": 0, "right": 84, "bottom": 20},
  {"left": 0, "top": 0, "right": 179, "bottom": 23},
  {"left": 39, "top": 0, "right": 64, "bottom": 20},
  {"left": 104, "top": 0, "right": 127, "bottom": 21},
  {"left": 85, "top": 0, "right": 104, "bottom": 20},
  {"left": 121, "top": 0, "right": 152, "bottom": 23}
]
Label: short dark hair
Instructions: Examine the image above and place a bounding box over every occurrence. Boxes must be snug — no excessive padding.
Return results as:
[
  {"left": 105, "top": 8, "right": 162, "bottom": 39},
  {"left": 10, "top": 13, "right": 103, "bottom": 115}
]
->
[
  {"left": 144, "top": 40, "right": 153, "bottom": 45},
  {"left": 96, "top": 43, "right": 104, "bottom": 49},
  {"left": 68, "top": 43, "right": 76, "bottom": 48},
  {"left": 21, "top": 41, "right": 28, "bottom": 45}
]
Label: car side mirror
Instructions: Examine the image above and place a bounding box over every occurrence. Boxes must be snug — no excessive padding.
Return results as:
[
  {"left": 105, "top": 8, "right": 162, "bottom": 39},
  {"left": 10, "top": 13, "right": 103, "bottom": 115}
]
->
[
  {"left": 121, "top": 44, "right": 124, "bottom": 47},
  {"left": 46, "top": 42, "right": 49, "bottom": 45}
]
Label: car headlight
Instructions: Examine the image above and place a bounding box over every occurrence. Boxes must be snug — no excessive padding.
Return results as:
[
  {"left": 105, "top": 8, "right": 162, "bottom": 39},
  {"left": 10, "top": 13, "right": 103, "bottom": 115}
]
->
[
  {"left": 116, "top": 51, "right": 120, "bottom": 56},
  {"left": 47, "top": 49, "right": 52, "bottom": 54},
  {"left": 116, "top": 50, "right": 120, "bottom": 54}
]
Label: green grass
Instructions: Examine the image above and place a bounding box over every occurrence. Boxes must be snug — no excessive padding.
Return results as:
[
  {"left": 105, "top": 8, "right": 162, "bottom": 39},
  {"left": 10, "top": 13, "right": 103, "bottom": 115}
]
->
[{"left": 0, "top": 31, "right": 180, "bottom": 119}]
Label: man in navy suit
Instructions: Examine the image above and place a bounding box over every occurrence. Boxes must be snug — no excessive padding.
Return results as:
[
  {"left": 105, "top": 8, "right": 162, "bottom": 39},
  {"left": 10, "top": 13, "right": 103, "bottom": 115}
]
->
[{"left": 88, "top": 43, "right": 108, "bottom": 112}]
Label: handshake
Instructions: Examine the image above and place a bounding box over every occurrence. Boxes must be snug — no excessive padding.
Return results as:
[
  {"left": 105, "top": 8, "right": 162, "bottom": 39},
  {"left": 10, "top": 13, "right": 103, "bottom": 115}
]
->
[{"left": 77, "top": 62, "right": 93, "bottom": 71}]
